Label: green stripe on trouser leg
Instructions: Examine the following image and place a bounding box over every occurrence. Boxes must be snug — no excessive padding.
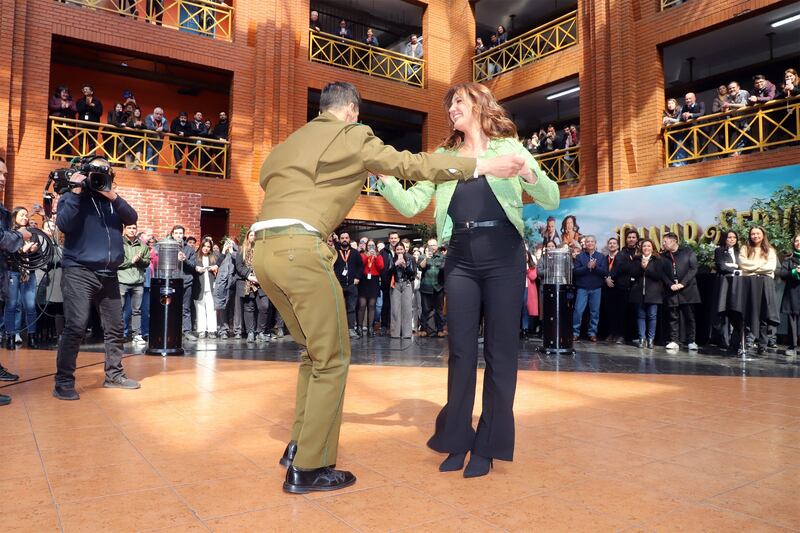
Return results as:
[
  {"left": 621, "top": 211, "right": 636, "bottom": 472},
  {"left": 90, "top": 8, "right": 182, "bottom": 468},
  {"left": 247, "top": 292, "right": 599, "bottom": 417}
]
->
[{"left": 254, "top": 235, "right": 351, "bottom": 469}]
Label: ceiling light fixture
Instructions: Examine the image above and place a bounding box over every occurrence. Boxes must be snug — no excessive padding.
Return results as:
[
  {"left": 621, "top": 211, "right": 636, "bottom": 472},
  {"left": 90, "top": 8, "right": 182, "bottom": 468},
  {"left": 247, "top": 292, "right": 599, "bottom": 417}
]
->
[
  {"left": 546, "top": 87, "right": 580, "bottom": 100},
  {"left": 771, "top": 13, "right": 800, "bottom": 27}
]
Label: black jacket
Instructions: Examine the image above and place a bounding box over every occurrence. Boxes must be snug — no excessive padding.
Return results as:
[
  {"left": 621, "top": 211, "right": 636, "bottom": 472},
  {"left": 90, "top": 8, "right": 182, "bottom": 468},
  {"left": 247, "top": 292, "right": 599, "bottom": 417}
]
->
[
  {"left": 628, "top": 255, "right": 665, "bottom": 305},
  {"left": 192, "top": 120, "right": 209, "bottom": 137},
  {"left": 76, "top": 96, "right": 103, "bottom": 123},
  {"left": 170, "top": 117, "right": 194, "bottom": 138},
  {"left": 0, "top": 203, "right": 24, "bottom": 300},
  {"left": 333, "top": 246, "right": 363, "bottom": 287},
  {"left": 679, "top": 101, "right": 705, "bottom": 120},
  {"left": 660, "top": 246, "right": 701, "bottom": 305},
  {"left": 234, "top": 250, "right": 265, "bottom": 297},
  {"left": 613, "top": 246, "right": 640, "bottom": 291},
  {"left": 212, "top": 120, "right": 229, "bottom": 140},
  {"left": 714, "top": 245, "right": 740, "bottom": 275},
  {"left": 171, "top": 239, "right": 197, "bottom": 284},
  {"left": 387, "top": 252, "right": 417, "bottom": 284},
  {"left": 778, "top": 254, "right": 800, "bottom": 315},
  {"left": 55, "top": 191, "right": 137, "bottom": 272},
  {"left": 379, "top": 247, "right": 396, "bottom": 285}
]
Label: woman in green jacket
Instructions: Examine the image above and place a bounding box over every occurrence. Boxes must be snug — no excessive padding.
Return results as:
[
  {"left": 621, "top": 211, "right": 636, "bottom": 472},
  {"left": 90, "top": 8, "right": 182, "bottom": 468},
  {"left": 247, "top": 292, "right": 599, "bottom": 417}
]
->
[{"left": 378, "top": 82, "right": 559, "bottom": 477}]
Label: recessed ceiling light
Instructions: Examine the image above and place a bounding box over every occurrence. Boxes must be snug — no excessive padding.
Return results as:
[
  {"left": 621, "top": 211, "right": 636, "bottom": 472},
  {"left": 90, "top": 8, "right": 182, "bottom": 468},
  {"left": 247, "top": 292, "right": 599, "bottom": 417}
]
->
[
  {"left": 771, "top": 13, "right": 800, "bottom": 27},
  {"left": 546, "top": 87, "right": 580, "bottom": 100}
]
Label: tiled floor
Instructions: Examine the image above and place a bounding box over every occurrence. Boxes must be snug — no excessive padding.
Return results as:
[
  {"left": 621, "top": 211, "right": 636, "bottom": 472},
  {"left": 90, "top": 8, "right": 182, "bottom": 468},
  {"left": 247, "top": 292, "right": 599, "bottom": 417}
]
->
[{"left": 2, "top": 348, "right": 799, "bottom": 532}]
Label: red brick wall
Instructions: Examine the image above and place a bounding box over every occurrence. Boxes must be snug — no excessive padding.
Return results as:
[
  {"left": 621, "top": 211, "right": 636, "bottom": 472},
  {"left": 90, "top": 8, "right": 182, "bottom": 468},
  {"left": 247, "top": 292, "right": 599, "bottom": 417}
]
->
[
  {"left": 1, "top": 0, "right": 797, "bottom": 233},
  {"left": 114, "top": 186, "right": 202, "bottom": 240}
]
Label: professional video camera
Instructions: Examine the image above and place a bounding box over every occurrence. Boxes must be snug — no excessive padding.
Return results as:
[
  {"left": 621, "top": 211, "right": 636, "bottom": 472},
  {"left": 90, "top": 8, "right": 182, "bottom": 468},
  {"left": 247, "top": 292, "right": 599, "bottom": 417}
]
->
[{"left": 47, "top": 155, "right": 115, "bottom": 196}]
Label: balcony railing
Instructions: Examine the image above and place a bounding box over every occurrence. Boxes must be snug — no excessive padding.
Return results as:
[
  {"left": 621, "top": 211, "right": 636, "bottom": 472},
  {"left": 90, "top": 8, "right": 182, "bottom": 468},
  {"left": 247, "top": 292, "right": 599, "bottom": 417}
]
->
[
  {"left": 49, "top": 117, "right": 229, "bottom": 178},
  {"left": 660, "top": 0, "right": 689, "bottom": 10},
  {"left": 309, "top": 30, "right": 425, "bottom": 88},
  {"left": 58, "top": 0, "right": 233, "bottom": 41},
  {"left": 473, "top": 11, "right": 577, "bottom": 82},
  {"left": 532, "top": 146, "right": 580, "bottom": 184},
  {"left": 361, "top": 174, "right": 414, "bottom": 196},
  {"left": 662, "top": 96, "right": 800, "bottom": 166}
]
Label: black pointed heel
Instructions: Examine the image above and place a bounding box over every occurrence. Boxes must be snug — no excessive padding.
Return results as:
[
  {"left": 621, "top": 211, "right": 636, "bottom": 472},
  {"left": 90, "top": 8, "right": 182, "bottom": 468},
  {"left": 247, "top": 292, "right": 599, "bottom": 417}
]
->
[
  {"left": 439, "top": 452, "right": 467, "bottom": 472},
  {"left": 463, "top": 453, "right": 493, "bottom": 478}
]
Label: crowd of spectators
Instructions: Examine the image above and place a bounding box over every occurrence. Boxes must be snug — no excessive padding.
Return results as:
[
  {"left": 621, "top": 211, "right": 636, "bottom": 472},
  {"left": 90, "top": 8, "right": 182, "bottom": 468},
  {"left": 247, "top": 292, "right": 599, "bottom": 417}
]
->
[
  {"left": 48, "top": 84, "right": 230, "bottom": 174},
  {"left": 524, "top": 123, "right": 579, "bottom": 154},
  {"left": 519, "top": 215, "right": 800, "bottom": 361},
  {"left": 4, "top": 201, "right": 798, "bottom": 364},
  {"left": 662, "top": 68, "right": 800, "bottom": 164},
  {"left": 310, "top": 9, "right": 424, "bottom": 61}
]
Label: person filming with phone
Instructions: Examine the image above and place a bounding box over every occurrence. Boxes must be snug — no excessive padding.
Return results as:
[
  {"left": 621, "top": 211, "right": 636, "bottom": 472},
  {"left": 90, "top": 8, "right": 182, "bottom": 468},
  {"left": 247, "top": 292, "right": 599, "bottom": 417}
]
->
[{"left": 357, "top": 239, "right": 383, "bottom": 337}]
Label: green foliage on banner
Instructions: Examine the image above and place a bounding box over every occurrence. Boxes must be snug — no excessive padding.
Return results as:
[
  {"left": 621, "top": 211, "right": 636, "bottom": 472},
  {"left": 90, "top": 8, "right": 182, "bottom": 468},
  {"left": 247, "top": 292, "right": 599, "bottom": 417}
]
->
[{"left": 717, "top": 185, "right": 800, "bottom": 258}]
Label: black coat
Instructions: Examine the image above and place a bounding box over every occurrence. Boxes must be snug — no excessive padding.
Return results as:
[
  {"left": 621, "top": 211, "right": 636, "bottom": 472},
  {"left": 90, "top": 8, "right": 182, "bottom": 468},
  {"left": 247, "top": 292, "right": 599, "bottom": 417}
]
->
[
  {"left": 212, "top": 120, "right": 229, "bottom": 140},
  {"left": 333, "top": 246, "right": 363, "bottom": 287},
  {"left": 170, "top": 118, "right": 195, "bottom": 138},
  {"left": 609, "top": 247, "right": 638, "bottom": 291},
  {"left": 660, "top": 246, "right": 701, "bottom": 306},
  {"left": 629, "top": 255, "right": 665, "bottom": 305},
  {"left": 779, "top": 255, "right": 800, "bottom": 314},
  {"left": 76, "top": 96, "right": 103, "bottom": 123},
  {"left": 387, "top": 252, "right": 417, "bottom": 284},
  {"left": 714, "top": 245, "right": 740, "bottom": 275},
  {"left": 234, "top": 250, "right": 265, "bottom": 298}
]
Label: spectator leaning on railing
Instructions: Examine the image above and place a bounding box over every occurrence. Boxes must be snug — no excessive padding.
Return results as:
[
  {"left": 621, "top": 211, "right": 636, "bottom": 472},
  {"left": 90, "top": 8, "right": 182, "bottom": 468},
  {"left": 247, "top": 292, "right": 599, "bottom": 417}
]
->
[
  {"left": 144, "top": 107, "right": 169, "bottom": 171},
  {"left": 748, "top": 74, "right": 776, "bottom": 105}
]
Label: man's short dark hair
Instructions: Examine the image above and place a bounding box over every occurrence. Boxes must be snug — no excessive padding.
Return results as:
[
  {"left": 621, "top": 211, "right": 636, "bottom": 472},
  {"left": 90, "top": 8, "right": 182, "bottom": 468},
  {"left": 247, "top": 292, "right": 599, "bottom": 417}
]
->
[
  {"left": 663, "top": 232, "right": 679, "bottom": 241},
  {"left": 320, "top": 82, "right": 361, "bottom": 113},
  {"left": 753, "top": 74, "right": 766, "bottom": 81},
  {"left": 171, "top": 225, "right": 185, "bottom": 235},
  {"left": 187, "top": 236, "right": 197, "bottom": 243},
  {"left": 82, "top": 84, "right": 94, "bottom": 91},
  {"left": 388, "top": 231, "right": 400, "bottom": 239}
]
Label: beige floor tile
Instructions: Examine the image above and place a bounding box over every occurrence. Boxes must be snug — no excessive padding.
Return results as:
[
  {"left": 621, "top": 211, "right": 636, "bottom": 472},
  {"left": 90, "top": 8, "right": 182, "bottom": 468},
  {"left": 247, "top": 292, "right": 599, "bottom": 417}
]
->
[{"left": 205, "top": 501, "right": 354, "bottom": 532}]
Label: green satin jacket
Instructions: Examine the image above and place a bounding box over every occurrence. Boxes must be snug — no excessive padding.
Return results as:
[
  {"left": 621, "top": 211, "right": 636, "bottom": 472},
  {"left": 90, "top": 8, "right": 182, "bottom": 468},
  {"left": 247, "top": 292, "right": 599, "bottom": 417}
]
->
[{"left": 377, "top": 137, "right": 560, "bottom": 244}]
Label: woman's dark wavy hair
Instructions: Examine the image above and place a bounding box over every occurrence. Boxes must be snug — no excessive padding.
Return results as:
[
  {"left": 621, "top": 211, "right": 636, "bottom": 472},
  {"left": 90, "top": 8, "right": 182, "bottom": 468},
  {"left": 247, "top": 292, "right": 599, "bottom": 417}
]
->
[
  {"left": 11, "top": 206, "right": 28, "bottom": 229},
  {"left": 560, "top": 215, "right": 579, "bottom": 234}
]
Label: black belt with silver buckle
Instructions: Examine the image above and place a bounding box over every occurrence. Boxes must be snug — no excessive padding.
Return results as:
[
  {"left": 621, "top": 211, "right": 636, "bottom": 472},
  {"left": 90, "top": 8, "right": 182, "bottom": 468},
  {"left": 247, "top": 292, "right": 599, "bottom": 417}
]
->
[{"left": 452, "top": 219, "right": 512, "bottom": 230}]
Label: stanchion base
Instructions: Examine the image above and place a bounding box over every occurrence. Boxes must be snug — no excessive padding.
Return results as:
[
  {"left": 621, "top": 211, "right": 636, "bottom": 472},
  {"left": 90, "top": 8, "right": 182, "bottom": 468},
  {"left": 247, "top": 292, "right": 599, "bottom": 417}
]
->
[
  {"left": 146, "top": 348, "right": 185, "bottom": 356},
  {"left": 542, "top": 347, "right": 576, "bottom": 356}
]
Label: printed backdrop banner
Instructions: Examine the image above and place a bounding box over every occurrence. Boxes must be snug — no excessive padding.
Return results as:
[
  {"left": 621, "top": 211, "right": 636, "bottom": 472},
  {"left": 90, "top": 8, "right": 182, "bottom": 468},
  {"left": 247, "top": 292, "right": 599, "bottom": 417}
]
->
[{"left": 523, "top": 164, "right": 800, "bottom": 248}]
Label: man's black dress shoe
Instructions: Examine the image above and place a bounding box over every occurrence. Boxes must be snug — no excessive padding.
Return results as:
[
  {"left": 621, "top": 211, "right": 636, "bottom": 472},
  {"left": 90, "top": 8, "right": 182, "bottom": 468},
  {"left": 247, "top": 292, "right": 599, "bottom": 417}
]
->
[
  {"left": 0, "top": 393, "right": 11, "bottom": 406},
  {"left": 463, "top": 453, "right": 493, "bottom": 478},
  {"left": 0, "top": 364, "right": 19, "bottom": 381},
  {"left": 279, "top": 441, "right": 297, "bottom": 468},
  {"left": 283, "top": 466, "right": 356, "bottom": 494}
]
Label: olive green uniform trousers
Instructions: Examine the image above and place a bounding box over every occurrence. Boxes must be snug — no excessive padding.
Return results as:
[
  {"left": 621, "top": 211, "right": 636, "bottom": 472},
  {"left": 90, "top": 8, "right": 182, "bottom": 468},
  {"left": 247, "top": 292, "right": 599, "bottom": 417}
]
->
[{"left": 253, "top": 226, "right": 350, "bottom": 469}]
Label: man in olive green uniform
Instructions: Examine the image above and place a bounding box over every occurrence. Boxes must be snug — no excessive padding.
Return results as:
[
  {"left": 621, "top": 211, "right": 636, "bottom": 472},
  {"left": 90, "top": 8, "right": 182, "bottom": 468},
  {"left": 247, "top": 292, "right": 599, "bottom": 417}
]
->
[{"left": 252, "top": 82, "right": 526, "bottom": 494}]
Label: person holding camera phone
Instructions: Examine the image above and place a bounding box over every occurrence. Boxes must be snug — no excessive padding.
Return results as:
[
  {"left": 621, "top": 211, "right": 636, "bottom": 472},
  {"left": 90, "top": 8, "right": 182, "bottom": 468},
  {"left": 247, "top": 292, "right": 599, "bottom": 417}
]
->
[
  {"left": 357, "top": 240, "right": 384, "bottom": 337},
  {"left": 52, "top": 156, "right": 141, "bottom": 400},
  {"left": 388, "top": 242, "right": 417, "bottom": 338}
]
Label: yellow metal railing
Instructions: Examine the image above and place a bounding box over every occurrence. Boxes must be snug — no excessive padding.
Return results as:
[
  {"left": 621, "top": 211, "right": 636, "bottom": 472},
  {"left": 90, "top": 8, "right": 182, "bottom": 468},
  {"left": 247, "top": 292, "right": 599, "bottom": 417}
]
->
[
  {"left": 49, "top": 116, "right": 229, "bottom": 178},
  {"left": 59, "top": 0, "right": 233, "bottom": 40},
  {"left": 473, "top": 11, "right": 577, "bottom": 82},
  {"left": 361, "top": 174, "right": 414, "bottom": 196},
  {"left": 660, "top": 0, "right": 688, "bottom": 10},
  {"left": 663, "top": 96, "right": 800, "bottom": 166},
  {"left": 532, "top": 146, "right": 580, "bottom": 184},
  {"left": 309, "top": 30, "right": 425, "bottom": 88}
]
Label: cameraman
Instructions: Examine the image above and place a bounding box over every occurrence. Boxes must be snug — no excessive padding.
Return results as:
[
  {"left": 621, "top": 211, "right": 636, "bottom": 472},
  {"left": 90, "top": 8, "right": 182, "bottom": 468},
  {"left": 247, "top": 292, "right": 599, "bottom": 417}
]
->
[
  {"left": 53, "top": 156, "right": 141, "bottom": 401},
  {"left": 0, "top": 155, "right": 29, "bottom": 406}
]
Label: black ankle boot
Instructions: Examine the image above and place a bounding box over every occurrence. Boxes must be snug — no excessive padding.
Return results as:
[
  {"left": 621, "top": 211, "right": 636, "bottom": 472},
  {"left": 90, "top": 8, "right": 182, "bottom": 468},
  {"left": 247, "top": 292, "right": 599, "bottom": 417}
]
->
[
  {"left": 26, "top": 333, "right": 39, "bottom": 350},
  {"left": 439, "top": 452, "right": 467, "bottom": 472},
  {"left": 463, "top": 453, "right": 493, "bottom": 478},
  {"left": 4, "top": 335, "right": 16, "bottom": 350}
]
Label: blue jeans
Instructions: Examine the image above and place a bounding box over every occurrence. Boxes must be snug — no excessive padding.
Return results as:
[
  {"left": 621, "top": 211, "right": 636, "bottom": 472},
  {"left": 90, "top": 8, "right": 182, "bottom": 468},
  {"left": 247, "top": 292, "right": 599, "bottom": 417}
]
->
[
  {"left": 5, "top": 272, "right": 37, "bottom": 334},
  {"left": 179, "top": 4, "right": 201, "bottom": 35},
  {"left": 145, "top": 141, "right": 162, "bottom": 171},
  {"left": 637, "top": 303, "right": 658, "bottom": 340},
  {"left": 573, "top": 287, "right": 601, "bottom": 337},
  {"left": 521, "top": 285, "right": 529, "bottom": 330}
]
